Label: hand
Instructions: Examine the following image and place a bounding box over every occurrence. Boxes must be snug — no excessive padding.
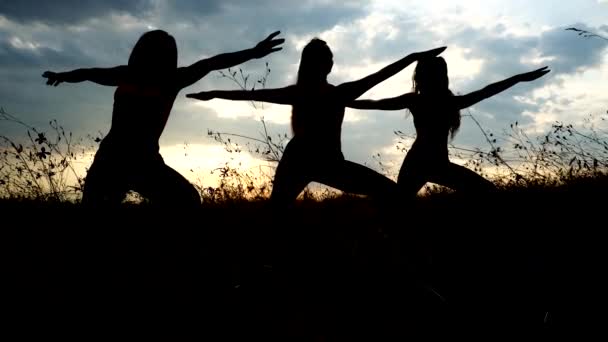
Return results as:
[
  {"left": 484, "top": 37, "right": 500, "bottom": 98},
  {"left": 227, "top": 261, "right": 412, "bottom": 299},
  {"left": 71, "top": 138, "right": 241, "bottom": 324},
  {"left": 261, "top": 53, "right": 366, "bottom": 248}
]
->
[
  {"left": 252, "top": 31, "right": 284, "bottom": 59},
  {"left": 517, "top": 66, "right": 551, "bottom": 82},
  {"left": 186, "top": 91, "right": 215, "bottom": 101},
  {"left": 42, "top": 71, "right": 65, "bottom": 86},
  {"left": 413, "top": 46, "right": 448, "bottom": 60}
]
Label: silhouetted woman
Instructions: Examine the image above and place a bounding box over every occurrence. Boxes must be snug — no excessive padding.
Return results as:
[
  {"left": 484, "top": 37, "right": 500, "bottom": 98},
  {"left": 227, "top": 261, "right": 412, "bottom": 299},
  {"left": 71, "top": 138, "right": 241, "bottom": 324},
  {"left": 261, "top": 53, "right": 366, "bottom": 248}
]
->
[
  {"left": 349, "top": 57, "right": 550, "bottom": 198},
  {"left": 42, "top": 30, "right": 284, "bottom": 207},
  {"left": 187, "top": 39, "right": 446, "bottom": 205}
]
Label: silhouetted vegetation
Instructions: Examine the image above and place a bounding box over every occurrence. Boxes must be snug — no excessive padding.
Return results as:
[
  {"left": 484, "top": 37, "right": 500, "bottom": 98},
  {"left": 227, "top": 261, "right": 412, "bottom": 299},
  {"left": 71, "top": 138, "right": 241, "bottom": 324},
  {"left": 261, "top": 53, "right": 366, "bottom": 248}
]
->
[
  {"left": 3, "top": 99, "right": 606, "bottom": 340},
  {"left": 3, "top": 60, "right": 606, "bottom": 338}
]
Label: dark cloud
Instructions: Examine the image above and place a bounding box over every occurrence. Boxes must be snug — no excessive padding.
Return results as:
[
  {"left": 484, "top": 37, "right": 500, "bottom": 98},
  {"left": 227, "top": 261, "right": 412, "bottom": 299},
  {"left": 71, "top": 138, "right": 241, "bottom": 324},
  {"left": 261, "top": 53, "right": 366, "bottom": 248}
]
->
[
  {"left": 156, "top": 0, "right": 369, "bottom": 37},
  {"left": 0, "top": 0, "right": 151, "bottom": 25},
  {"left": 0, "top": 0, "right": 370, "bottom": 30},
  {"left": 539, "top": 23, "right": 608, "bottom": 74},
  {"left": 0, "top": 40, "right": 97, "bottom": 69},
  {"left": 453, "top": 23, "right": 608, "bottom": 86},
  {"left": 440, "top": 23, "right": 608, "bottom": 132},
  {"left": 0, "top": 36, "right": 104, "bottom": 135},
  {"left": 1, "top": 2, "right": 607, "bottom": 176}
]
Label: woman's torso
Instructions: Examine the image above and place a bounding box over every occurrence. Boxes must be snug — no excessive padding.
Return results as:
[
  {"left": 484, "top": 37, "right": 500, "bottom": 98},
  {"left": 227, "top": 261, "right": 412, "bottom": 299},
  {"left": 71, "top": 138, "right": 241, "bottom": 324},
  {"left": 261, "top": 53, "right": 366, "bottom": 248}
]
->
[
  {"left": 406, "top": 95, "right": 457, "bottom": 165},
  {"left": 290, "top": 83, "right": 345, "bottom": 157},
  {"left": 103, "top": 82, "right": 179, "bottom": 155}
]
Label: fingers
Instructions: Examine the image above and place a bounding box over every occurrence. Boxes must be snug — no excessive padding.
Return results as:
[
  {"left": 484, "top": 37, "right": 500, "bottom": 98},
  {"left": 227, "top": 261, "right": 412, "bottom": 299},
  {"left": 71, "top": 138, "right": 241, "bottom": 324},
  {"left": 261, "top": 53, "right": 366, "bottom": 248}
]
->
[
  {"left": 535, "top": 67, "right": 549, "bottom": 73},
  {"left": 43, "top": 71, "right": 63, "bottom": 86},
  {"left": 432, "top": 46, "right": 448, "bottom": 55},
  {"left": 521, "top": 67, "right": 550, "bottom": 81},
  {"left": 270, "top": 47, "right": 283, "bottom": 53},
  {"left": 46, "top": 78, "right": 61, "bottom": 86},
  {"left": 424, "top": 46, "right": 447, "bottom": 56},
  {"left": 415, "top": 46, "right": 447, "bottom": 59},
  {"left": 265, "top": 31, "right": 281, "bottom": 41},
  {"left": 186, "top": 93, "right": 208, "bottom": 100},
  {"left": 533, "top": 67, "right": 551, "bottom": 76},
  {"left": 43, "top": 71, "right": 53, "bottom": 86},
  {"left": 539, "top": 70, "right": 551, "bottom": 78},
  {"left": 270, "top": 38, "right": 285, "bottom": 47}
]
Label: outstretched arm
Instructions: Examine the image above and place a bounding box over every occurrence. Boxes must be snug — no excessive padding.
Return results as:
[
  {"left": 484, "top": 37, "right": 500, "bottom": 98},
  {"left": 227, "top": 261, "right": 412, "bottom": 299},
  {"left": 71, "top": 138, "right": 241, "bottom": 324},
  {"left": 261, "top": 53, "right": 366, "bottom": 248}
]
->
[
  {"left": 186, "top": 86, "right": 296, "bottom": 105},
  {"left": 348, "top": 93, "right": 417, "bottom": 111},
  {"left": 42, "top": 66, "right": 128, "bottom": 87},
  {"left": 177, "top": 31, "right": 284, "bottom": 89},
  {"left": 456, "top": 66, "right": 550, "bottom": 109},
  {"left": 336, "top": 46, "right": 446, "bottom": 102}
]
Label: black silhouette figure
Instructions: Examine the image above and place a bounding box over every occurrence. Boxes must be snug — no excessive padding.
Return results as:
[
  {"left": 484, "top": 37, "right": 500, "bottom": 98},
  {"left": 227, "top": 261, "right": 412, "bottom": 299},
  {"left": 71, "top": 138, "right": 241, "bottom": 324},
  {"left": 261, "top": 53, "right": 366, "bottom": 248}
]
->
[
  {"left": 187, "top": 39, "right": 446, "bottom": 205},
  {"left": 42, "top": 30, "right": 284, "bottom": 207},
  {"left": 349, "top": 57, "right": 550, "bottom": 198}
]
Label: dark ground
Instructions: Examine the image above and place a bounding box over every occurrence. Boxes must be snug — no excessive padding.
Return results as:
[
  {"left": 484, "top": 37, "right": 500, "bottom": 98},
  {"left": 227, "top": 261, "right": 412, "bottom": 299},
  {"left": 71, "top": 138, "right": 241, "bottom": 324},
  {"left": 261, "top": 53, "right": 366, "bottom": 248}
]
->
[{"left": 2, "top": 186, "right": 604, "bottom": 340}]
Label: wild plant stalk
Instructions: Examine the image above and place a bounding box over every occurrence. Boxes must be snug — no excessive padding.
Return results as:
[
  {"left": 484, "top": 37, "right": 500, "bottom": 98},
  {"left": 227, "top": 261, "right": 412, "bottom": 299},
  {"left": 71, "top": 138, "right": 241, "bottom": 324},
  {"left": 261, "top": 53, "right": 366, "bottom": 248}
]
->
[
  {"left": 2, "top": 57, "right": 607, "bottom": 202},
  {"left": 566, "top": 27, "right": 608, "bottom": 42},
  {"left": 391, "top": 110, "right": 608, "bottom": 189},
  {"left": 0, "top": 107, "right": 94, "bottom": 201},
  {"left": 210, "top": 61, "right": 608, "bottom": 197},
  {"left": 191, "top": 63, "right": 286, "bottom": 202},
  {"left": 211, "top": 62, "right": 287, "bottom": 163}
]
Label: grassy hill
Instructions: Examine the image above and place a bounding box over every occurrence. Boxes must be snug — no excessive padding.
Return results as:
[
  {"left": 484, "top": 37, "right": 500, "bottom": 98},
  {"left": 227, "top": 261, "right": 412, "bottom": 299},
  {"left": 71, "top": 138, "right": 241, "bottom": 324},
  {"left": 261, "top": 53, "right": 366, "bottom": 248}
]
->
[{"left": 3, "top": 175, "right": 605, "bottom": 340}]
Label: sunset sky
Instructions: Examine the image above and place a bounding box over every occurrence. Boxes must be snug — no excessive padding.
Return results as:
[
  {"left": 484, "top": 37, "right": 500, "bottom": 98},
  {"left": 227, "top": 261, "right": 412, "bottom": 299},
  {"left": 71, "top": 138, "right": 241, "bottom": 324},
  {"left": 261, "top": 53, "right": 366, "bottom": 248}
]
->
[{"left": 1, "top": 0, "right": 607, "bottom": 189}]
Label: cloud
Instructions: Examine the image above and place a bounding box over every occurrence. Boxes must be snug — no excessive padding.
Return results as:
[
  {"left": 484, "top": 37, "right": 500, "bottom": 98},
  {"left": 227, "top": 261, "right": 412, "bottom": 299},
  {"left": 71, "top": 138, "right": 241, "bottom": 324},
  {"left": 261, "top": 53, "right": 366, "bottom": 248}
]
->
[
  {"left": 0, "top": 0, "right": 151, "bottom": 25},
  {"left": 0, "top": 39, "right": 96, "bottom": 69},
  {"left": 539, "top": 24, "right": 608, "bottom": 74},
  {"left": 1, "top": 1, "right": 607, "bottom": 186}
]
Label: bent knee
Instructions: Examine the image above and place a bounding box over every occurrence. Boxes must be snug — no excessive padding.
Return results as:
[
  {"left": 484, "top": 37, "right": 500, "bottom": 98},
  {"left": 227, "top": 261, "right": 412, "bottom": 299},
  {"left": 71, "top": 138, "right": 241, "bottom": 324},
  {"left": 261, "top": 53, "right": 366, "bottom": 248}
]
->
[{"left": 179, "top": 185, "right": 201, "bottom": 206}]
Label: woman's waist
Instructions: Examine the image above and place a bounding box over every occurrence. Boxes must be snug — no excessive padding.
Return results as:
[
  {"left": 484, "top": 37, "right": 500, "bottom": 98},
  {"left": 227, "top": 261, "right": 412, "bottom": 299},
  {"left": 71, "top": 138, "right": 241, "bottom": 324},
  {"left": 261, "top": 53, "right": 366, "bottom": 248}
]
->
[
  {"left": 408, "top": 141, "right": 449, "bottom": 159},
  {"left": 100, "top": 131, "right": 161, "bottom": 154},
  {"left": 290, "top": 134, "right": 341, "bottom": 148},
  {"left": 286, "top": 136, "right": 343, "bottom": 158}
]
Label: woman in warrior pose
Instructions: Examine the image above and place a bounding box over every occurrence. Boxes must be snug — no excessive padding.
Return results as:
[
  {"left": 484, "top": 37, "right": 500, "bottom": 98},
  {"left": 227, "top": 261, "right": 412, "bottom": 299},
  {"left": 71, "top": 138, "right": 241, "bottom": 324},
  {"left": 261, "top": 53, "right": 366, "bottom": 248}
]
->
[
  {"left": 349, "top": 57, "right": 550, "bottom": 198},
  {"left": 187, "top": 38, "right": 446, "bottom": 205},
  {"left": 43, "top": 30, "right": 284, "bottom": 207}
]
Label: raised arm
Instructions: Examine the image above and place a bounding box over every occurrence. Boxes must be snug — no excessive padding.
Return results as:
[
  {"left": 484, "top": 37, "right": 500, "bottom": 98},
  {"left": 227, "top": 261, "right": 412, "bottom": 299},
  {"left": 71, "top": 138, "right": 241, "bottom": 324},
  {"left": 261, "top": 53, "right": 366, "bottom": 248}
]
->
[
  {"left": 186, "top": 86, "right": 296, "bottom": 105},
  {"left": 177, "top": 31, "right": 284, "bottom": 89},
  {"left": 336, "top": 46, "right": 446, "bottom": 102},
  {"left": 456, "top": 66, "right": 550, "bottom": 109},
  {"left": 42, "top": 66, "right": 128, "bottom": 87},
  {"left": 348, "top": 93, "right": 417, "bottom": 111}
]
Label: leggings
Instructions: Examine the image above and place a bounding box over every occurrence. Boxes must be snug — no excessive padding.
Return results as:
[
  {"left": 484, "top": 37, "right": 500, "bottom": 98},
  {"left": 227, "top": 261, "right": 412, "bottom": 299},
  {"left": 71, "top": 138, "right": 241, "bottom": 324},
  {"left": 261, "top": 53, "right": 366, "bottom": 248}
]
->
[
  {"left": 82, "top": 144, "right": 200, "bottom": 208},
  {"left": 270, "top": 139, "right": 399, "bottom": 205},
  {"left": 397, "top": 156, "right": 496, "bottom": 198}
]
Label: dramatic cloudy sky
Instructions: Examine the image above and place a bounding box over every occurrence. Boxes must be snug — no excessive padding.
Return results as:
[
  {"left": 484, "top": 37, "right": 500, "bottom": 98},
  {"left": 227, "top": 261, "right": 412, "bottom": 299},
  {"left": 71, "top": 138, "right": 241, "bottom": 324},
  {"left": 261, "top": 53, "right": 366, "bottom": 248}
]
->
[{"left": 1, "top": 0, "right": 607, "bottom": 188}]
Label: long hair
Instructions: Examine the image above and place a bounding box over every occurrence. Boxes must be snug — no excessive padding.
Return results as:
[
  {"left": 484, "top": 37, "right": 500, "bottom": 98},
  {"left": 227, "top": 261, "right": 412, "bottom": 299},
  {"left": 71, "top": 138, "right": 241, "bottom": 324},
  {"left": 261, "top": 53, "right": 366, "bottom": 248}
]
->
[
  {"left": 296, "top": 38, "right": 333, "bottom": 87},
  {"left": 291, "top": 38, "right": 334, "bottom": 135},
  {"left": 412, "top": 56, "right": 461, "bottom": 140},
  {"left": 128, "top": 30, "right": 177, "bottom": 84}
]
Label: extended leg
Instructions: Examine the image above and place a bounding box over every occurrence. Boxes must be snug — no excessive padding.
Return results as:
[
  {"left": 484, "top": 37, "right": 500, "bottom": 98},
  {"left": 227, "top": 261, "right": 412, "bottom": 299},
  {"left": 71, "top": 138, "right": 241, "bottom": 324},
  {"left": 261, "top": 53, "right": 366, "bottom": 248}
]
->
[
  {"left": 431, "top": 162, "right": 496, "bottom": 193},
  {"left": 81, "top": 152, "right": 128, "bottom": 207},
  {"left": 315, "top": 160, "right": 399, "bottom": 200},
  {"left": 135, "top": 160, "right": 201, "bottom": 208},
  {"left": 269, "top": 145, "right": 310, "bottom": 208},
  {"left": 397, "top": 162, "right": 429, "bottom": 201}
]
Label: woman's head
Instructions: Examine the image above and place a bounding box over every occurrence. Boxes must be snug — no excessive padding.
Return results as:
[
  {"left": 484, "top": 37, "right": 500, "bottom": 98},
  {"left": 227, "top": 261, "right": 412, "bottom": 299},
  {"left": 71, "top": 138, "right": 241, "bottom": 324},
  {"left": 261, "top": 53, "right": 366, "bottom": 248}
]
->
[
  {"left": 412, "top": 56, "right": 449, "bottom": 95},
  {"left": 412, "top": 56, "right": 460, "bottom": 139},
  {"left": 128, "top": 30, "right": 178, "bottom": 82},
  {"left": 296, "top": 38, "right": 333, "bottom": 86}
]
